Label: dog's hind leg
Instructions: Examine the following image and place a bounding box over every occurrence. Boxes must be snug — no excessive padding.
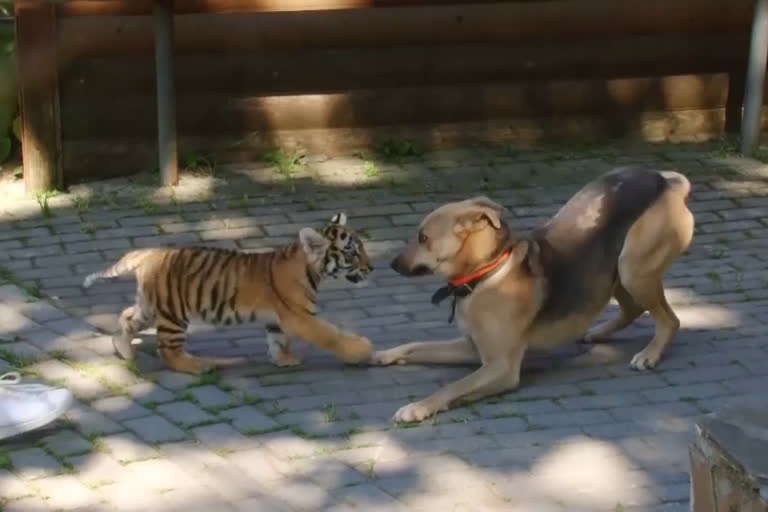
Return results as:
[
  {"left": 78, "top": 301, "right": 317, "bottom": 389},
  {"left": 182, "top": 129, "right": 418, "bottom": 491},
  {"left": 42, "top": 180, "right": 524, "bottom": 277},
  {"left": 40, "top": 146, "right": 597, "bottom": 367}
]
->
[
  {"left": 623, "top": 275, "right": 679, "bottom": 370},
  {"left": 583, "top": 283, "right": 645, "bottom": 343},
  {"left": 613, "top": 175, "right": 693, "bottom": 370}
]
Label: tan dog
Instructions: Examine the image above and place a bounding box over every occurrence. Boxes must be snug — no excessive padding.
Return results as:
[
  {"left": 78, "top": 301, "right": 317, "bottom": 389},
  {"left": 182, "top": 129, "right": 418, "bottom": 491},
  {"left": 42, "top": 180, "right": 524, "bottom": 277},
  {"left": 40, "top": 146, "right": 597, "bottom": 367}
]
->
[{"left": 373, "top": 167, "right": 695, "bottom": 422}]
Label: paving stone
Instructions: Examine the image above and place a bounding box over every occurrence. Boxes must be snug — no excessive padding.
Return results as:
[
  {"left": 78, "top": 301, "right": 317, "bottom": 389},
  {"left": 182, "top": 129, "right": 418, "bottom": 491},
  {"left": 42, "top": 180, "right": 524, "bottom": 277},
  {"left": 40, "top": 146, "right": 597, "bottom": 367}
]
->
[
  {"left": 151, "top": 370, "right": 199, "bottom": 390},
  {"left": 527, "top": 409, "right": 614, "bottom": 428},
  {"left": 9, "top": 447, "right": 63, "bottom": 480},
  {"left": 661, "top": 363, "right": 748, "bottom": 385},
  {"left": 157, "top": 400, "right": 217, "bottom": 428},
  {"left": 268, "top": 479, "right": 334, "bottom": 511},
  {"left": 32, "top": 474, "right": 103, "bottom": 510},
  {"left": 97, "top": 480, "right": 172, "bottom": 511},
  {"left": 99, "top": 432, "right": 160, "bottom": 463},
  {"left": 0, "top": 469, "right": 36, "bottom": 500},
  {"left": 336, "top": 483, "right": 403, "bottom": 509},
  {"left": 123, "top": 414, "right": 188, "bottom": 443},
  {"left": 126, "top": 381, "right": 176, "bottom": 404},
  {"left": 3, "top": 496, "right": 54, "bottom": 512},
  {"left": 162, "top": 486, "right": 242, "bottom": 512},
  {"left": 42, "top": 316, "right": 98, "bottom": 339},
  {"left": 90, "top": 395, "right": 153, "bottom": 421},
  {"left": 0, "top": 340, "right": 44, "bottom": 365},
  {"left": 642, "top": 382, "right": 730, "bottom": 403},
  {"left": 158, "top": 441, "right": 230, "bottom": 473},
  {"left": 226, "top": 446, "right": 291, "bottom": 483},
  {"left": 187, "top": 384, "right": 236, "bottom": 409},
  {"left": 97, "top": 363, "right": 142, "bottom": 388},
  {"left": 69, "top": 452, "right": 126, "bottom": 488},
  {"left": 609, "top": 402, "right": 702, "bottom": 425},
  {"left": 219, "top": 405, "right": 280, "bottom": 433},
  {"left": 65, "top": 405, "right": 125, "bottom": 436},
  {"left": 124, "top": 457, "right": 196, "bottom": 493},
  {"left": 234, "top": 496, "right": 294, "bottom": 512},
  {"left": 41, "top": 429, "right": 93, "bottom": 457},
  {"left": 192, "top": 422, "right": 254, "bottom": 452},
  {"left": 290, "top": 457, "right": 369, "bottom": 490}
]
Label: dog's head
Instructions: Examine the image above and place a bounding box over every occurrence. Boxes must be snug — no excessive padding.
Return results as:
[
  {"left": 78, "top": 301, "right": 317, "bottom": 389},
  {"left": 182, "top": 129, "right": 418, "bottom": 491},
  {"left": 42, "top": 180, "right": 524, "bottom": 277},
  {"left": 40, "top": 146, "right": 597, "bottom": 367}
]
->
[{"left": 391, "top": 196, "right": 516, "bottom": 279}]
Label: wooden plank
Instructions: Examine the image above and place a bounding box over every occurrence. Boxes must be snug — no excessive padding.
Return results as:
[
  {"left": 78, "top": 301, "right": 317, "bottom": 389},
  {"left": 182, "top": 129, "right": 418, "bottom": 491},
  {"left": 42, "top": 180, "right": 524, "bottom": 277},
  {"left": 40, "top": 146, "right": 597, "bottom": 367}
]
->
[
  {"left": 57, "top": 0, "right": 516, "bottom": 17},
  {"left": 58, "top": 34, "right": 750, "bottom": 97},
  {"left": 60, "top": 74, "right": 733, "bottom": 139},
  {"left": 61, "top": 108, "right": 742, "bottom": 182},
  {"left": 15, "top": 0, "right": 63, "bottom": 194},
  {"left": 56, "top": 0, "right": 754, "bottom": 61}
]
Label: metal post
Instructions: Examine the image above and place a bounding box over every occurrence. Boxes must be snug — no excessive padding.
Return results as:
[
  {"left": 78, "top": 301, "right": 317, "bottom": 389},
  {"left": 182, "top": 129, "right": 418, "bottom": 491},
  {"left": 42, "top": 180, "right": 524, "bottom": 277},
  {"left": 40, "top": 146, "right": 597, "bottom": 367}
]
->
[
  {"left": 153, "top": 0, "right": 178, "bottom": 186},
  {"left": 741, "top": 0, "right": 768, "bottom": 156}
]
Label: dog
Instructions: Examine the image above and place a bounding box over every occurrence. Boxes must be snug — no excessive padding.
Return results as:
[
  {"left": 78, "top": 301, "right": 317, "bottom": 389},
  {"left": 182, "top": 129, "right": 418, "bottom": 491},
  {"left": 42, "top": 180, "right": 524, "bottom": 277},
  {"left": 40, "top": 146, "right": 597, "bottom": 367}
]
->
[{"left": 372, "top": 166, "right": 695, "bottom": 422}]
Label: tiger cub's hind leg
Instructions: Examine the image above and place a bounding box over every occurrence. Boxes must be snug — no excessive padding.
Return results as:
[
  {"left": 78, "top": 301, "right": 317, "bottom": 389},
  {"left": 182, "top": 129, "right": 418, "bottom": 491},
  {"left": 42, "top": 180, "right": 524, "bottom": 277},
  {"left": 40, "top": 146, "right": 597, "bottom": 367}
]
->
[
  {"left": 155, "top": 316, "right": 214, "bottom": 375},
  {"left": 114, "top": 305, "right": 152, "bottom": 361},
  {"left": 265, "top": 323, "right": 301, "bottom": 367}
]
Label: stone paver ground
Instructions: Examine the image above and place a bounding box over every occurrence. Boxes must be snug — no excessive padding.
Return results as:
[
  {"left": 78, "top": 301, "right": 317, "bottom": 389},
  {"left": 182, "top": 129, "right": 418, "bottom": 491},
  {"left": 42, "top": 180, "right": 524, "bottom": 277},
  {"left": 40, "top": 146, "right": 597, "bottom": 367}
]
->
[{"left": 1, "top": 139, "right": 768, "bottom": 511}]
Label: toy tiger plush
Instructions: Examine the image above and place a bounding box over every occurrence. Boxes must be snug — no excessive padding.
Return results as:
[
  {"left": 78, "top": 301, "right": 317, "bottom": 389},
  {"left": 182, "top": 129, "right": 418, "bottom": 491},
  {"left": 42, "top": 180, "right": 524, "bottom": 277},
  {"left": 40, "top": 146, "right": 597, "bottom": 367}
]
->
[{"left": 82, "top": 213, "right": 374, "bottom": 374}]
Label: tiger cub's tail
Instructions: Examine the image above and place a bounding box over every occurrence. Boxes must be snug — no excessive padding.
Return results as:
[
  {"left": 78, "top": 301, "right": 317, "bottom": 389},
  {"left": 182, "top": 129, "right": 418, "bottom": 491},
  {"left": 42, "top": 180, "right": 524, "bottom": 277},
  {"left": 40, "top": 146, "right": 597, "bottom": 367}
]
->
[{"left": 82, "top": 249, "right": 157, "bottom": 288}]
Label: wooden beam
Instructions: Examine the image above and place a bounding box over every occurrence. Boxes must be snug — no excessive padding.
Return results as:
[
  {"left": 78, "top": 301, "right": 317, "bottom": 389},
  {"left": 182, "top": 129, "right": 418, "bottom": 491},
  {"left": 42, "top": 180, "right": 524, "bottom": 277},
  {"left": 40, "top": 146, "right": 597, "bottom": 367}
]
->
[
  {"left": 153, "top": 0, "right": 178, "bottom": 186},
  {"left": 59, "top": 74, "right": 734, "bottom": 139},
  {"left": 58, "top": 34, "right": 751, "bottom": 97},
  {"left": 741, "top": 0, "right": 768, "bottom": 154},
  {"left": 57, "top": 0, "right": 754, "bottom": 61},
  {"left": 57, "top": 0, "right": 511, "bottom": 17},
  {"left": 15, "top": 0, "right": 63, "bottom": 194}
]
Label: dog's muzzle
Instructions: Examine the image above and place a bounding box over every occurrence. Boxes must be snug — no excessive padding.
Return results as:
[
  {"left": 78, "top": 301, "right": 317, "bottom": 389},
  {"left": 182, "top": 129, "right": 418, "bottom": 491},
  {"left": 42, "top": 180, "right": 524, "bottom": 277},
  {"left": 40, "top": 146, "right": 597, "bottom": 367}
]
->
[{"left": 390, "top": 256, "right": 432, "bottom": 277}]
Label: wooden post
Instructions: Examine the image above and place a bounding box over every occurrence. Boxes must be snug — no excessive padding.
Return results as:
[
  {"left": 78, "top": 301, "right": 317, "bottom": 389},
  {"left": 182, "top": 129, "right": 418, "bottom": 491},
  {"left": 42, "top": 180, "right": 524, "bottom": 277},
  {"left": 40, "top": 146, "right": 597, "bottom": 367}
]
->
[
  {"left": 741, "top": 0, "right": 768, "bottom": 155},
  {"left": 154, "top": 0, "right": 178, "bottom": 186},
  {"left": 14, "top": 0, "right": 62, "bottom": 194}
]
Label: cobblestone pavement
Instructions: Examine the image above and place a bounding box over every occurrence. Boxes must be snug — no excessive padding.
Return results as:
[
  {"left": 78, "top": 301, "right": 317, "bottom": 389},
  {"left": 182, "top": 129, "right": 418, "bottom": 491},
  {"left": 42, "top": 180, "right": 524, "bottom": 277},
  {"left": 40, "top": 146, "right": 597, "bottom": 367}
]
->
[{"left": 1, "top": 140, "right": 768, "bottom": 511}]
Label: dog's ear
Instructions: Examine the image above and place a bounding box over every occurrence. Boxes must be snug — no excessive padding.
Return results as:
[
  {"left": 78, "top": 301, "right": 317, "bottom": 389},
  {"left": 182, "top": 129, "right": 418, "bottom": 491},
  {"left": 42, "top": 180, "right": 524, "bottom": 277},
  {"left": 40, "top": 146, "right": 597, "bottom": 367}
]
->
[
  {"left": 510, "top": 239, "right": 544, "bottom": 276},
  {"left": 457, "top": 196, "right": 506, "bottom": 231}
]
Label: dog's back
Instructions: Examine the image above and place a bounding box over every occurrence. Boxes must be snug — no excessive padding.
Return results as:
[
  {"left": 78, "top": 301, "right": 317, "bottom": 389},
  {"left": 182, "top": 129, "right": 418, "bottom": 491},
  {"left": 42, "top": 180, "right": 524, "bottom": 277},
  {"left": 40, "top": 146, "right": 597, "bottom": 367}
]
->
[{"left": 534, "top": 167, "right": 670, "bottom": 321}]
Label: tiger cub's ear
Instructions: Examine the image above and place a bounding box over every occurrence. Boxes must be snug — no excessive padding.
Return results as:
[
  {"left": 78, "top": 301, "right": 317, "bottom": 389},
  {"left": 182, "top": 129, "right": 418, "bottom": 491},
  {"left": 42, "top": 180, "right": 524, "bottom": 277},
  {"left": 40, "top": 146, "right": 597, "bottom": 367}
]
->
[
  {"left": 329, "top": 212, "right": 348, "bottom": 226},
  {"left": 299, "top": 227, "right": 330, "bottom": 258}
]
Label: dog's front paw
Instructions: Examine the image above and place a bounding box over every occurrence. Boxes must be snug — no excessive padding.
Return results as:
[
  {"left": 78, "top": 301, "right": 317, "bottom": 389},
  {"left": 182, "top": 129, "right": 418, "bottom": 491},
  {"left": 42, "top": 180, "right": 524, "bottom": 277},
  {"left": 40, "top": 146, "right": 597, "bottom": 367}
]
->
[
  {"left": 393, "top": 400, "right": 435, "bottom": 423},
  {"left": 369, "top": 348, "right": 407, "bottom": 366},
  {"left": 630, "top": 348, "right": 661, "bottom": 371}
]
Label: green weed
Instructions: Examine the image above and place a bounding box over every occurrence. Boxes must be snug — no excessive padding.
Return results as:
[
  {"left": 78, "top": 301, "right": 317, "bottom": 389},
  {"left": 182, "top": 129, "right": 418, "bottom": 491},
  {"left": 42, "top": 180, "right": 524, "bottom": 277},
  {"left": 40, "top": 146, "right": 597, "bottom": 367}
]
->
[{"left": 265, "top": 148, "right": 305, "bottom": 179}]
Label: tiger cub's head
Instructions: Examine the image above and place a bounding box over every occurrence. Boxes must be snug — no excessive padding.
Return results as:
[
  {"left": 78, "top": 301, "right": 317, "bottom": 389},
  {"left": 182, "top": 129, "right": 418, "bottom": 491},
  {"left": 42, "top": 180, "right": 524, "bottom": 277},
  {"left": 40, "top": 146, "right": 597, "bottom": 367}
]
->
[{"left": 298, "top": 212, "right": 373, "bottom": 284}]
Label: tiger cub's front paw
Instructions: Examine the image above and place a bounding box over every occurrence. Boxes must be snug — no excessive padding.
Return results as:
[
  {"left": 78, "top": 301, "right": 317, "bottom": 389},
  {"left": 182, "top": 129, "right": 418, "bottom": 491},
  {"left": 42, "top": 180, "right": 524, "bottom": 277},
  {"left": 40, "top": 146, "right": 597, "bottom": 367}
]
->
[
  {"left": 337, "top": 334, "right": 374, "bottom": 364},
  {"left": 271, "top": 350, "right": 302, "bottom": 367}
]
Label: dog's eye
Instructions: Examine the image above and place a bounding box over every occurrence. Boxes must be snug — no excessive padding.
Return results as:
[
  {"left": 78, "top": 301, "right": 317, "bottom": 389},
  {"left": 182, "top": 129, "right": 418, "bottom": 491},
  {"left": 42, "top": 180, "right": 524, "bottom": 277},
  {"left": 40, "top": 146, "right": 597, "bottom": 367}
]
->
[{"left": 418, "top": 230, "right": 428, "bottom": 244}]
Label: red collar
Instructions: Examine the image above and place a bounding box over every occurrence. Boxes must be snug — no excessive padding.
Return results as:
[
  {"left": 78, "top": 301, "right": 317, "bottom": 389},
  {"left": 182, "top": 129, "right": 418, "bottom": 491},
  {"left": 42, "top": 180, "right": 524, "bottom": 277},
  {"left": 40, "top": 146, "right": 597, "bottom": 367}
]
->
[{"left": 450, "top": 249, "right": 512, "bottom": 287}]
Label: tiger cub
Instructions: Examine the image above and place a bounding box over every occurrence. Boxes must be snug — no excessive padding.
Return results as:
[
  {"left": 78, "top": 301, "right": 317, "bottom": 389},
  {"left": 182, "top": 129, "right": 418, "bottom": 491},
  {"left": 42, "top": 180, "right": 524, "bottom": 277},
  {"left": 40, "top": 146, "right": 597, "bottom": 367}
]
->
[{"left": 82, "top": 213, "right": 374, "bottom": 374}]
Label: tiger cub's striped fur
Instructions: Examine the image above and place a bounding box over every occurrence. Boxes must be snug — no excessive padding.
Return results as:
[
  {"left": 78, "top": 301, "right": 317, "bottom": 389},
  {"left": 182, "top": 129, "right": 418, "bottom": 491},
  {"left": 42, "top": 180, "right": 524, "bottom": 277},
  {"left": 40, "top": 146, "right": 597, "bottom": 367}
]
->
[{"left": 82, "top": 213, "right": 374, "bottom": 374}]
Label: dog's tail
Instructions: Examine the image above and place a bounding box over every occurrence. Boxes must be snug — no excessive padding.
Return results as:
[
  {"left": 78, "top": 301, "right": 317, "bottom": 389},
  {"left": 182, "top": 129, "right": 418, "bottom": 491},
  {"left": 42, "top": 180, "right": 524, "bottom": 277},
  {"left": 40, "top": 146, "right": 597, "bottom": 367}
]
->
[{"left": 660, "top": 171, "right": 691, "bottom": 204}]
